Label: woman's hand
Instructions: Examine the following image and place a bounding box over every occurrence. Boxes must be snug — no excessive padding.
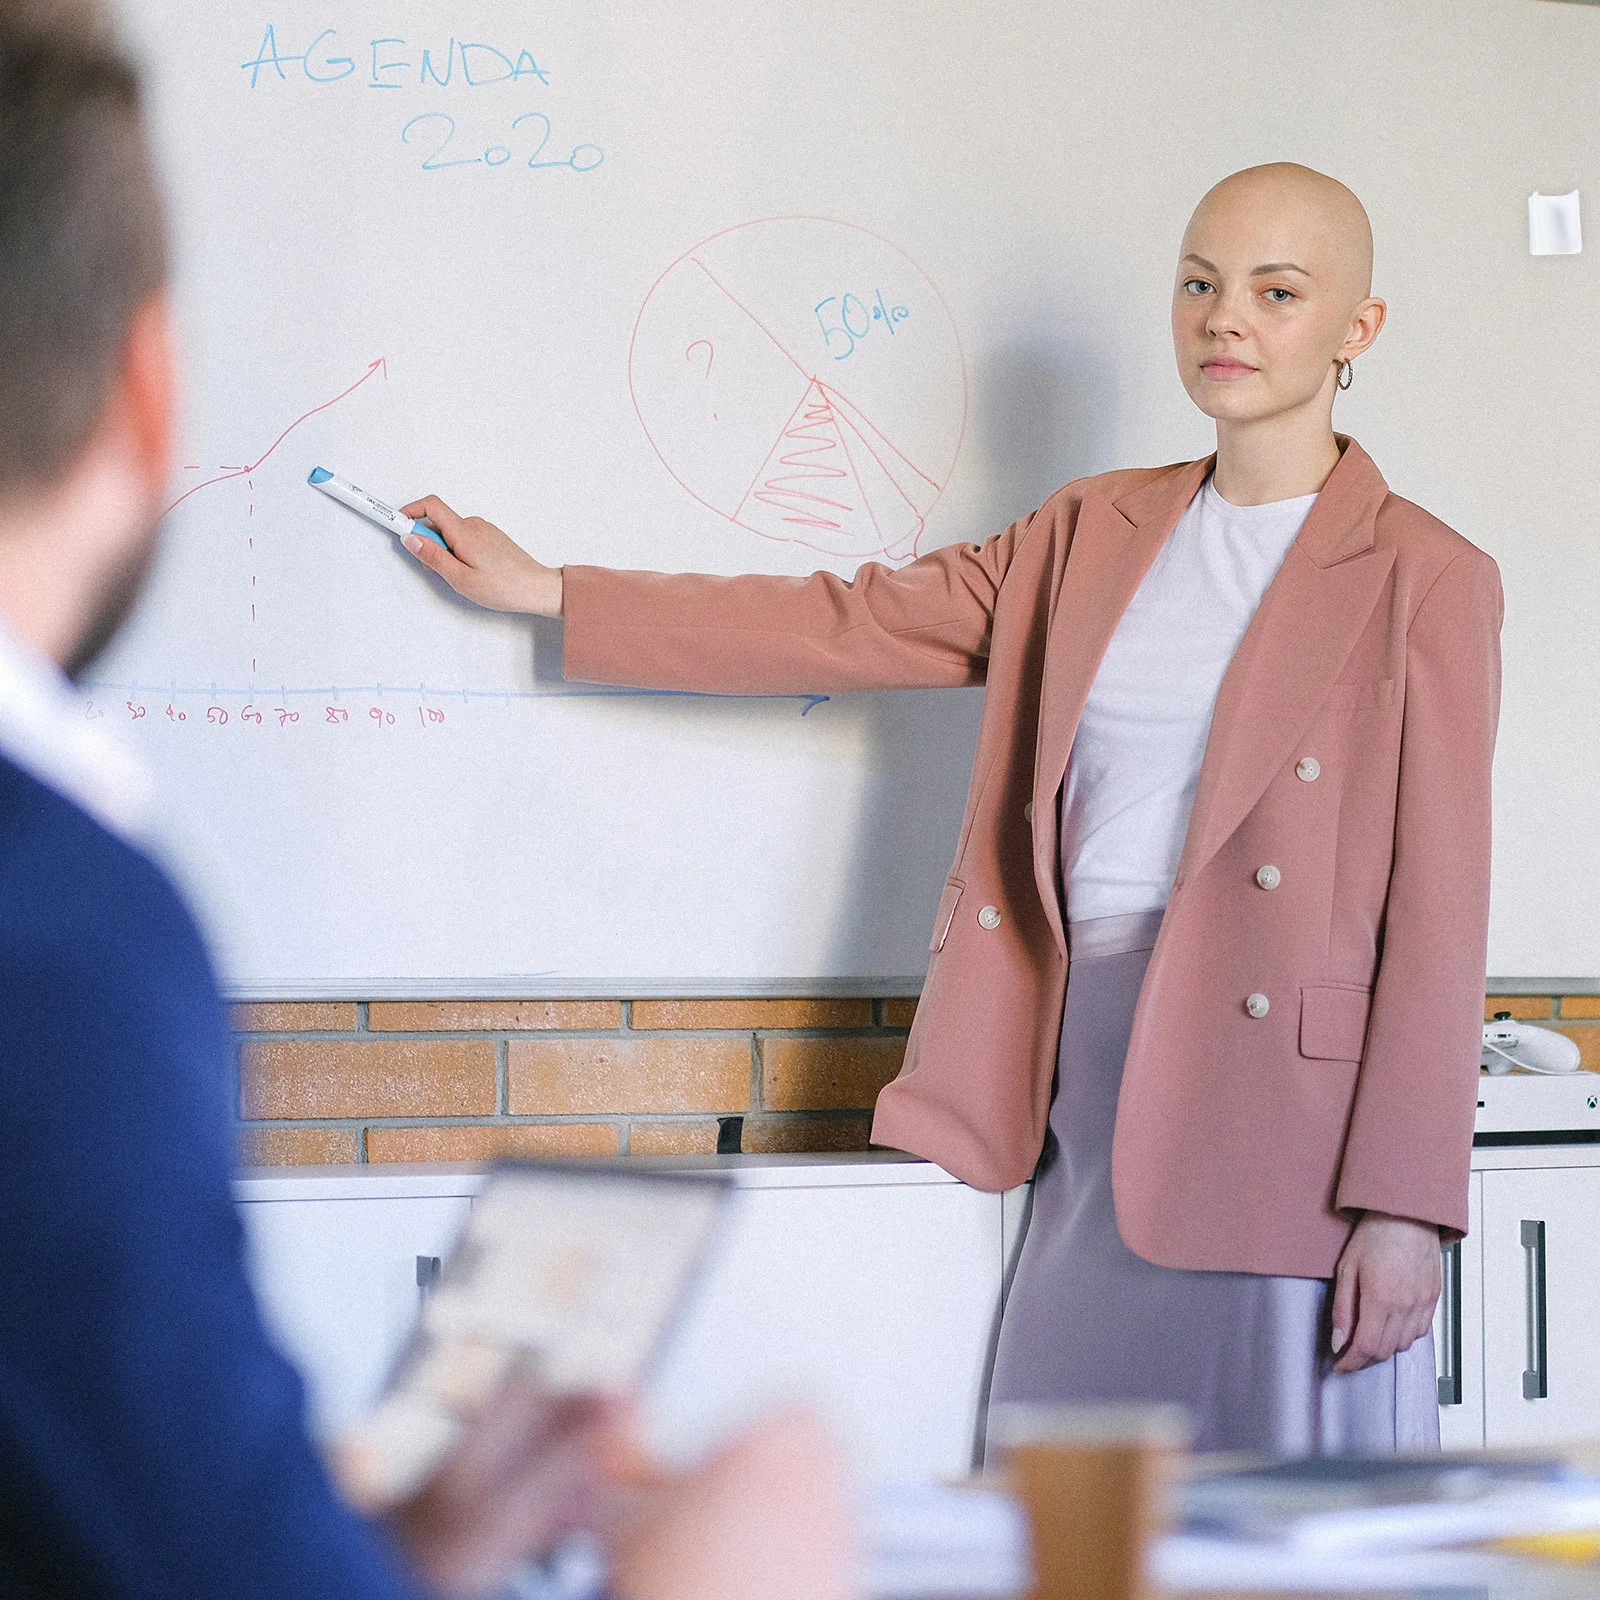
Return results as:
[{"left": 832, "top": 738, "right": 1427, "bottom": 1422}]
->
[
  {"left": 1330, "top": 1211, "right": 1443, "bottom": 1374},
  {"left": 399, "top": 495, "right": 563, "bottom": 616}
]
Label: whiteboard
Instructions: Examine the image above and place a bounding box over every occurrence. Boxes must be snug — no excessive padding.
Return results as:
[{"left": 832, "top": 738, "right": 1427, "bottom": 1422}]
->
[{"left": 98, "top": 0, "right": 1600, "bottom": 994}]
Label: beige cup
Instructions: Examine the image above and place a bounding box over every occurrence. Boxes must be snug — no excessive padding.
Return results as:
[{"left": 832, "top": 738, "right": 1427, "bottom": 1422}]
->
[{"left": 989, "top": 1402, "right": 1191, "bottom": 1600}]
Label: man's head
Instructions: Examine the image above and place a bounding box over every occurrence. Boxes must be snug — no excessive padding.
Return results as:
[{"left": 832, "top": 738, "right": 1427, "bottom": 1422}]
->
[
  {"left": 0, "top": 0, "right": 171, "bottom": 677},
  {"left": 1171, "top": 163, "right": 1385, "bottom": 432}
]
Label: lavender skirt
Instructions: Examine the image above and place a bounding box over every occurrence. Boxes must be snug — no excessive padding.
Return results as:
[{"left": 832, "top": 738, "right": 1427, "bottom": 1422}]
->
[{"left": 986, "top": 909, "right": 1440, "bottom": 1456}]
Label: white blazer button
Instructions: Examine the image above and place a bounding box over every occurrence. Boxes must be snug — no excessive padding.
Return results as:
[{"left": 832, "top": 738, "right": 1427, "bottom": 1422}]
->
[
  {"left": 1246, "top": 992, "right": 1270, "bottom": 1018},
  {"left": 978, "top": 905, "right": 1002, "bottom": 930},
  {"left": 1296, "top": 756, "right": 1321, "bottom": 782},
  {"left": 1255, "top": 864, "right": 1282, "bottom": 890},
  {"left": 1023, "top": 802, "right": 1034, "bottom": 823}
]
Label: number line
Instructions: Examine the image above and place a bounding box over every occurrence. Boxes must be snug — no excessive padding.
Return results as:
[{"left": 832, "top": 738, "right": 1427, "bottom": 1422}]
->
[
  {"left": 162, "top": 357, "right": 388, "bottom": 518},
  {"left": 84, "top": 680, "right": 831, "bottom": 716}
]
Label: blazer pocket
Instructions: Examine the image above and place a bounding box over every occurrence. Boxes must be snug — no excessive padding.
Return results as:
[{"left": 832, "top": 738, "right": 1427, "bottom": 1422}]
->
[
  {"left": 1322, "top": 676, "right": 1396, "bottom": 711},
  {"left": 1299, "top": 982, "right": 1373, "bottom": 1062},
  {"left": 930, "top": 877, "right": 966, "bottom": 953}
]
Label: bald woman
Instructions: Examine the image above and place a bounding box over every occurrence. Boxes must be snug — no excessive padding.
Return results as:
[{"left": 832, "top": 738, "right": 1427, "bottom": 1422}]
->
[{"left": 400, "top": 164, "right": 1501, "bottom": 1453}]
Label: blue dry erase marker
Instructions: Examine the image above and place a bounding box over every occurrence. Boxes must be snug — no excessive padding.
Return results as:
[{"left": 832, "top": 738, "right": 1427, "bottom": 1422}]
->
[{"left": 308, "top": 466, "right": 449, "bottom": 550}]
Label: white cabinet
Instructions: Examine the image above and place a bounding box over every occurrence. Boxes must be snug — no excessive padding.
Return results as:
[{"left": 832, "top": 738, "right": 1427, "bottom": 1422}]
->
[
  {"left": 1480, "top": 1161, "right": 1600, "bottom": 1447},
  {"left": 646, "top": 1170, "right": 1001, "bottom": 1477},
  {"left": 245, "top": 1151, "right": 1600, "bottom": 1468},
  {"left": 235, "top": 1155, "right": 1004, "bottom": 1480},
  {"left": 1433, "top": 1149, "right": 1600, "bottom": 1450}
]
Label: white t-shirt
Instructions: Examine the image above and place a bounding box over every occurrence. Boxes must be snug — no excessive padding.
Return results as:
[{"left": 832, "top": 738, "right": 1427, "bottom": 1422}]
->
[{"left": 1060, "top": 474, "right": 1317, "bottom": 923}]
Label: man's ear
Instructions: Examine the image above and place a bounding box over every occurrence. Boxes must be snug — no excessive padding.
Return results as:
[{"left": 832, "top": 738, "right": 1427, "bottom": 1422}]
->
[{"left": 119, "top": 294, "right": 176, "bottom": 500}]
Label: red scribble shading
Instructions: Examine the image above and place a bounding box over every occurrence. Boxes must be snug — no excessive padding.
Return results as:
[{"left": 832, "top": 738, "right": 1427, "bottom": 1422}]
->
[
  {"left": 730, "top": 378, "right": 934, "bottom": 562},
  {"left": 733, "top": 382, "right": 851, "bottom": 529},
  {"left": 162, "top": 358, "right": 388, "bottom": 518}
]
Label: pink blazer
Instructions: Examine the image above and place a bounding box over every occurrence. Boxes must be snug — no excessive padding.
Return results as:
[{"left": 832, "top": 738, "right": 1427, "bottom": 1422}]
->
[{"left": 562, "top": 438, "right": 1503, "bottom": 1277}]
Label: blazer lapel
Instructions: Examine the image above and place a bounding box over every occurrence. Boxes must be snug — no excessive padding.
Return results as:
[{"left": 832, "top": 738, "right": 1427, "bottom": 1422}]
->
[
  {"left": 1170, "top": 438, "right": 1394, "bottom": 898},
  {"left": 1031, "top": 457, "right": 1211, "bottom": 953}
]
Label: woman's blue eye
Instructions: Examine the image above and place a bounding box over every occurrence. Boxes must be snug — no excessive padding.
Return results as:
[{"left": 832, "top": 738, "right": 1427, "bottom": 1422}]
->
[
  {"left": 1183, "top": 279, "right": 1212, "bottom": 295},
  {"left": 1264, "top": 286, "right": 1294, "bottom": 303}
]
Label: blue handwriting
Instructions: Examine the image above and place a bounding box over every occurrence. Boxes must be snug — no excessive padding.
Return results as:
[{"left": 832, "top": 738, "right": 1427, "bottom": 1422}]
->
[
  {"left": 402, "top": 110, "right": 602, "bottom": 173},
  {"left": 813, "top": 290, "right": 910, "bottom": 361},
  {"left": 241, "top": 26, "right": 552, "bottom": 90}
]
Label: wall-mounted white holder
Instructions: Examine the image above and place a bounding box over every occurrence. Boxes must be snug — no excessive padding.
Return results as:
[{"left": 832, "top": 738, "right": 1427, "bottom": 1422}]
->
[{"left": 1529, "top": 190, "right": 1583, "bottom": 255}]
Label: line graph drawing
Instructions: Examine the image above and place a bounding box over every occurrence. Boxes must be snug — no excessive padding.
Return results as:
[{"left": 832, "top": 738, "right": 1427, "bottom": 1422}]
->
[
  {"left": 162, "top": 357, "right": 388, "bottom": 519},
  {"left": 629, "top": 218, "right": 966, "bottom": 564},
  {"left": 134, "top": 353, "right": 838, "bottom": 722}
]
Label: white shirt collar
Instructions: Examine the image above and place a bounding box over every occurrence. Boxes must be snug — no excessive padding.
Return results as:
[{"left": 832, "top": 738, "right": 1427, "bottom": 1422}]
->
[{"left": 0, "top": 617, "right": 154, "bottom": 842}]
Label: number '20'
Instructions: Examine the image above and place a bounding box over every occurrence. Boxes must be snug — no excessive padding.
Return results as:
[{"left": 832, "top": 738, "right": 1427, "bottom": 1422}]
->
[{"left": 401, "top": 111, "right": 602, "bottom": 174}]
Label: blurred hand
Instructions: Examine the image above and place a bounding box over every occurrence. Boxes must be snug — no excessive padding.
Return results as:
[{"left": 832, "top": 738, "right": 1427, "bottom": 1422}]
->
[
  {"left": 606, "top": 1409, "right": 857, "bottom": 1600},
  {"left": 399, "top": 495, "right": 563, "bottom": 616},
  {"left": 1330, "top": 1211, "right": 1443, "bottom": 1375},
  {"left": 384, "top": 1379, "right": 620, "bottom": 1599}
]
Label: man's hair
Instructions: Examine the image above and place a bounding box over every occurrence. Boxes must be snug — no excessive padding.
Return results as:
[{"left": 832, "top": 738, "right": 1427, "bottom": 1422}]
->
[{"left": 0, "top": 0, "right": 166, "bottom": 493}]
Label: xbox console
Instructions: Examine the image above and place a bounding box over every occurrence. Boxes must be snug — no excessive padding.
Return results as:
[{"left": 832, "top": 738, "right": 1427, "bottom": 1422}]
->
[{"left": 1477, "top": 1013, "right": 1600, "bottom": 1142}]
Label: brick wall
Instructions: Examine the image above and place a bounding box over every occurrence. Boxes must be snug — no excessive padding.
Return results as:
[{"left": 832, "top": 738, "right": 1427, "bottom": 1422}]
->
[
  {"left": 232, "top": 990, "right": 1597, "bottom": 1166},
  {"left": 234, "top": 998, "right": 918, "bottom": 1165}
]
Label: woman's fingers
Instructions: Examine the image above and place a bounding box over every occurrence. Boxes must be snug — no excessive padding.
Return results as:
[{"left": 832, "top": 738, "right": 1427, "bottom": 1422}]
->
[
  {"left": 396, "top": 493, "right": 560, "bottom": 614},
  {"left": 1400, "top": 1303, "right": 1438, "bottom": 1357},
  {"left": 402, "top": 530, "right": 463, "bottom": 578},
  {"left": 401, "top": 494, "right": 463, "bottom": 540},
  {"left": 1331, "top": 1212, "right": 1443, "bottom": 1374},
  {"left": 1329, "top": 1263, "right": 1357, "bottom": 1360}
]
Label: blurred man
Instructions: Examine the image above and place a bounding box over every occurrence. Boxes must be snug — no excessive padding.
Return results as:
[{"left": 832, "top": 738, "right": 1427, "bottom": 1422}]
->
[{"left": 0, "top": 5, "right": 853, "bottom": 1596}]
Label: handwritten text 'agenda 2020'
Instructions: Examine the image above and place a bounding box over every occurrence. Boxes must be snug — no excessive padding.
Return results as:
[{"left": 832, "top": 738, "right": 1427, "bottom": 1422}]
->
[{"left": 239, "top": 27, "right": 605, "bottom": 175}]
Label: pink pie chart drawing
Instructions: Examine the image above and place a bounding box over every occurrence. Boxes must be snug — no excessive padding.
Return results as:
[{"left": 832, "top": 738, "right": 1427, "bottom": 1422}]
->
[{"left": 629, "top": 217, "right": 967, "bottom": 564}]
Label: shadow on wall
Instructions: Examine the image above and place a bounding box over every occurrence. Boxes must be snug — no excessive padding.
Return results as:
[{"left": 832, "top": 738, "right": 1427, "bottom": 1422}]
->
[
  {"left": 974, "top": 333, "right": 1121, "bottom": 518},
  {"left": 815, "top": 331, "right": 1121, "bottom": 973},
  {"left": 823, "top": 686, "right": 984, "bottom": 981},
  {"left": 505, "top": 326, "right": 1110, "bottom": 982}
]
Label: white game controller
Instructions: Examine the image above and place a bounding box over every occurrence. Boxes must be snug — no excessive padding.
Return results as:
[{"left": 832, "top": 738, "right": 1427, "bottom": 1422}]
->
[{"left": 1482, "top": 1012, "right": 1582, "bottom": 1075}]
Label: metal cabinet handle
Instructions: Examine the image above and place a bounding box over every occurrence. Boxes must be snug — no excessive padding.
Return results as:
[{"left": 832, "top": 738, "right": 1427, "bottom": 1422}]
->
[
  {"left": 1521, "top": 1220, "right": 1548, "bottom": 1401},
  {"left": 1437, "top": 1240, "right": 1463, "bottom": 1407}
]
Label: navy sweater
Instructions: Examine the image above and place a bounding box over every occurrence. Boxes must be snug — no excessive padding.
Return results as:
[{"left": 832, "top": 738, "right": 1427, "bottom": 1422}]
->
[{"left": 0, "top": 756, "right": 423, "bottom": 1598}]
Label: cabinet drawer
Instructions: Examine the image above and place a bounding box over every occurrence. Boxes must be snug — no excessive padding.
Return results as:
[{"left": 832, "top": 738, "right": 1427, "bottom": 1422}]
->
[{"left": 1481, "top": 1166, "right": 1600, "bottom": 1447}]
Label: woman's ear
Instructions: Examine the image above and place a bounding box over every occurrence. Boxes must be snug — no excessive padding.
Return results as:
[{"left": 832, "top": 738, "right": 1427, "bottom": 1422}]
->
[{"left": 1339, "top": 296, "right": 1388, "bottom": 363}]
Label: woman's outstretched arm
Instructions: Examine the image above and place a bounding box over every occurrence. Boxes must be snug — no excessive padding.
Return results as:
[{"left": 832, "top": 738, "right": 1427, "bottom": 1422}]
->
[{"left": 400, "top": 493, "right": 1040, "bottom": 696}]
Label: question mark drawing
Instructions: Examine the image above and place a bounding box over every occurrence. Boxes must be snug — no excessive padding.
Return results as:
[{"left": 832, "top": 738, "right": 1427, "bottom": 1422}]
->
[{"left": 686, "top": 340, "right": 717, "bottom": 420}]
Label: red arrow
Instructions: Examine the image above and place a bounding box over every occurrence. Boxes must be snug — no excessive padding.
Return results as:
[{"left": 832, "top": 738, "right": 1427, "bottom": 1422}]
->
[{"left": 163, "top": 357, "right": 389, "bottom": 518}]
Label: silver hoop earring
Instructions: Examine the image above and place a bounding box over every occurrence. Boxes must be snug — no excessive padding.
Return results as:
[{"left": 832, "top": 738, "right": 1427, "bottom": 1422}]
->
[{"left": 1336, "top": 359, "right": 1354, "bottom": 391}]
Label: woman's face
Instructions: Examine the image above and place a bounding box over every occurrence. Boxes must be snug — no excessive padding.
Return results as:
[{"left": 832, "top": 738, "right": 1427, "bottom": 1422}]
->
[{"left": 1170, "top": 178, "right": 1384, "bottom": 428}]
